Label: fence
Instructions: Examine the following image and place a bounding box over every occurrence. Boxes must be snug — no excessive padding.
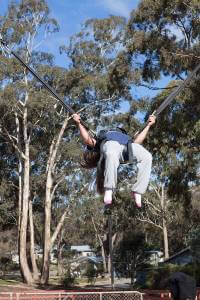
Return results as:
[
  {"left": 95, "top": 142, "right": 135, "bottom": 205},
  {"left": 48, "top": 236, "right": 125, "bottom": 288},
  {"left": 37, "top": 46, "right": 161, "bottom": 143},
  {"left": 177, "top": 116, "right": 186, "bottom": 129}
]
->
[{"left": 0, "top": 291, "right": 143, "bottom": 300}]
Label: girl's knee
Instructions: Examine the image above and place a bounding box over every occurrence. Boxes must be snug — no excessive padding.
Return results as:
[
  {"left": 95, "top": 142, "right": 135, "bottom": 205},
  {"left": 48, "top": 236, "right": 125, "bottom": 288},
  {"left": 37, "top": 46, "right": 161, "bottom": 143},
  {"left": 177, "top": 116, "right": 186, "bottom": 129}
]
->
[
  {"left": 104, "top": 150, "right": 118, "bottom": 160},
  {"left": 146, "top": 151, "right": 152, "bottom": 162}
]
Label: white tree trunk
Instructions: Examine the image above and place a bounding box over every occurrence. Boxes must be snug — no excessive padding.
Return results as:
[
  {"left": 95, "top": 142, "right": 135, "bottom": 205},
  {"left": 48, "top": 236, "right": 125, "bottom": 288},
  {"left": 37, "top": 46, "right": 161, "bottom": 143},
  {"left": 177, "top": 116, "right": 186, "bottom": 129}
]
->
[
  {"left": 57, "top": 229, "right": 64, "bottom": 276},
  {"left": 91, "top": 217, "right": 107, "bottom": 273},
  {"left": 41, "top": 117, "right": 69, "bottom": 285},
  {"left": 19, "top": 104, "right": 34, "bottom": 285},
  {"left": 161, "top": 184, "right": 169, "bottom": 259},
  {"left": 29, "top": 200, "right": 40, "bottom": 280},
  {"left": 15, "top": 113, "right": 23, "bottom": 271}
]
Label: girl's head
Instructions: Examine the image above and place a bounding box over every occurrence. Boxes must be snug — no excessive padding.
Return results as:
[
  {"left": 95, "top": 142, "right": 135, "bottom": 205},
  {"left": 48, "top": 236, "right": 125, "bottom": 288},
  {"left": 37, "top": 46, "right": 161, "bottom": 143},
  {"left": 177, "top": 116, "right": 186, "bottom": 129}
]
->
[
  {"left": 81, "top": 149, "right": 105, "bottom": 195},
  {"left": 81, "top": 149, "right": 100, "bottom": 169}
]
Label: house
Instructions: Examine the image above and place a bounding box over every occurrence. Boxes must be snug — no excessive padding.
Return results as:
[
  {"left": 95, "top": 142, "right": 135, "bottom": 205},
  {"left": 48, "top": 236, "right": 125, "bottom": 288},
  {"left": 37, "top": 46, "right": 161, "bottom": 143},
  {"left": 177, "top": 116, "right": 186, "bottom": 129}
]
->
[
  {"left": 70, "top": 245, "right": 95, "bottom": 257},
  {"left": 162, "top": 247, "right": 193, "bottom": 265}
]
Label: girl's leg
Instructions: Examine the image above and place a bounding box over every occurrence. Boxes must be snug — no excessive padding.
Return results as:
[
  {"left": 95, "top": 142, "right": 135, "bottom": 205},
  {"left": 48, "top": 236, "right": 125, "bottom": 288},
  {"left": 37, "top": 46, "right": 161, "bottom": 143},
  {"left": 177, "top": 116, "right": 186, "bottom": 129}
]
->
[
  {"left": 102, "top": 141, "right": 123, "bottom": 204},
  {"left": 130, "top": 143, "right": 152, "bottom": 194}
]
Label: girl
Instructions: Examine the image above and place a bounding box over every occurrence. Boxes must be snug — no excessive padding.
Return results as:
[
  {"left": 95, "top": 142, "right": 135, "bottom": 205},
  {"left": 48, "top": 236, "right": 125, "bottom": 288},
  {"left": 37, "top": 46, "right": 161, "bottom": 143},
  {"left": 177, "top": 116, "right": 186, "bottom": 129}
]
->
[{"left": 72, "top": 113, "right": 156, "bottom": 208}]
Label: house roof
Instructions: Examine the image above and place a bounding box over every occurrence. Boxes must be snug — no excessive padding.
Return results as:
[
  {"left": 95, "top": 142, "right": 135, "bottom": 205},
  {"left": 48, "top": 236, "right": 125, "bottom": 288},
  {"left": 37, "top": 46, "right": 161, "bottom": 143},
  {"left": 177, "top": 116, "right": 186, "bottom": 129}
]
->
[
  {"left": 71, "top": 245, "right": 93, "bottom": 252},
  {"left": 163, "top": 247, "right": 191, "bottom": 263},
  {"left": 72, "top": 256, "right": 102, "bottom": 264}
]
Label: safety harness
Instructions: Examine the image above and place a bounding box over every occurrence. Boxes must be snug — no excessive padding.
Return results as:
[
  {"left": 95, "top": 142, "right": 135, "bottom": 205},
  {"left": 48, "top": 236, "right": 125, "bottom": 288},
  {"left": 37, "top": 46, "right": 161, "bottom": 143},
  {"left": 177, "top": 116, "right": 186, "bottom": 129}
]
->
[{"left": 87, "top": 128, "right": 132, "bottom": 162}]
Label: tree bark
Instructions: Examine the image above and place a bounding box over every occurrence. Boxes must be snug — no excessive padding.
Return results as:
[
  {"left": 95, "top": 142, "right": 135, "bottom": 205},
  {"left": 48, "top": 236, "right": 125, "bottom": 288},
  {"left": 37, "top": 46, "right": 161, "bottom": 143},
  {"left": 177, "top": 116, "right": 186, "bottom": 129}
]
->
[
  {"left": 19, "top": 105, "right": 34, "bottom": 285},
  {"left": 91, "top": 217, "right": 107, "bottom": 273},
  {"left": 107, "top": 232, "right": 117, "bottom": 275},
  {"left": 29, "top": 199, "right": 40, "bottom": 281},
  {"left": 161, "top": 184, "right": 169, "bottom": 259},
  {"left": 57, "top": 229, "right": 64, "bottom": 276},
  {"left": 41, "top": 118, "right": 69, "bottom": 285}
]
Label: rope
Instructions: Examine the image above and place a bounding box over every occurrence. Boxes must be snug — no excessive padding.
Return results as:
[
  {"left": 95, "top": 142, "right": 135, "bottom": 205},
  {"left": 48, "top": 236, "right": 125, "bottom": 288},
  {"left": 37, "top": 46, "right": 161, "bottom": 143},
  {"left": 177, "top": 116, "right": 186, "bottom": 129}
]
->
[{"left": 154, "top": 62, "right": 200, "bottom": 117}]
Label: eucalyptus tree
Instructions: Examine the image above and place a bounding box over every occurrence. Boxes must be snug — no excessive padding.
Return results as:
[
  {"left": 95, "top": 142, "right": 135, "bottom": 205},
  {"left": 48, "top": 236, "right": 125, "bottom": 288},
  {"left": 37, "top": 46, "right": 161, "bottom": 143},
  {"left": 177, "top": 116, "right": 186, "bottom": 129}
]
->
[
  {"left": 0, "top": 0, "right": 83, "bottom": 285},
  {"left": 124, "top": 0, "right": 200, "bottom": 206},
  {"left": 0, "top": 2, "right": 144, "bottom": 285},
  {"left": 60, "top": 15, "right": 143, "bottom": 127}
]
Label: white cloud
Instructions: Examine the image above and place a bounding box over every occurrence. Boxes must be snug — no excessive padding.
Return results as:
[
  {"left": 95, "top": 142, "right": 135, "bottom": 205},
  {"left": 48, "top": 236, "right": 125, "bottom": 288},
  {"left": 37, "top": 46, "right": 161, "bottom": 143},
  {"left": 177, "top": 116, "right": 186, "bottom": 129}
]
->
[{"left": 99, "top": 0, "right": 138, "bottom": 18}]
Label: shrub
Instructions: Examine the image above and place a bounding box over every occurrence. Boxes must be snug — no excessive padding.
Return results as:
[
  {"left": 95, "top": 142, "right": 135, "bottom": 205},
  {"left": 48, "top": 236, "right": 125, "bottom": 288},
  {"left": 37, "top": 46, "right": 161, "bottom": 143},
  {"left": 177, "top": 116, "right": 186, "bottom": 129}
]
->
[
  {"left": 83, "top": 262, "right": 97, "bottom": 285},
  {"left": 61, "top": 268, "right": 77, "bottom": 288},
  {"left": 144, "top": 263, "right": 199, "bottom": 289}
]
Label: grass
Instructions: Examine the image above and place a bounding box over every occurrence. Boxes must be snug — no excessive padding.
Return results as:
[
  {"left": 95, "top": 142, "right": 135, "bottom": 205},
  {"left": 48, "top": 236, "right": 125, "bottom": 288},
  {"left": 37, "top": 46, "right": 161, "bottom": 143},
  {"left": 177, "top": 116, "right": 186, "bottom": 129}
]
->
[{"left": 0, "top": 278, "right": 22, "bottom": 286}]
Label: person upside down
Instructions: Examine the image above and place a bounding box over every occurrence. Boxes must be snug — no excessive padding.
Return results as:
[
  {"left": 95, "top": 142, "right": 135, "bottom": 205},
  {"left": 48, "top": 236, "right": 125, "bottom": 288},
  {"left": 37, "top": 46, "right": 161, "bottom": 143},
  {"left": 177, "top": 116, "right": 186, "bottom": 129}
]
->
[{"left": 72, "top": 113, "right": 156, "bottom": 208}]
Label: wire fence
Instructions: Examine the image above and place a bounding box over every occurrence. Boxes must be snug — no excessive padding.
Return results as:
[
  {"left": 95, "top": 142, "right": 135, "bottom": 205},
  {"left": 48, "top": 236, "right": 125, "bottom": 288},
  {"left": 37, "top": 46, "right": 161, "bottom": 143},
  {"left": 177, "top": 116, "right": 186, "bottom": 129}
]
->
[{"left": 0, "top": 290, "right": 143, "bottom": 300}]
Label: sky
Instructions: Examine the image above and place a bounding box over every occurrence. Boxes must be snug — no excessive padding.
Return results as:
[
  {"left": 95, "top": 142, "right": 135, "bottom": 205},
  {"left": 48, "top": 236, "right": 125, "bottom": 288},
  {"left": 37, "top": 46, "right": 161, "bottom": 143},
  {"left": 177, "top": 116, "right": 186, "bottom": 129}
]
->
[
  {"left": 44, "top": 0, "right": 140, "bottom": 66},
  {"left": 0, "top": 0, "right": 171, "bottom": 113}
]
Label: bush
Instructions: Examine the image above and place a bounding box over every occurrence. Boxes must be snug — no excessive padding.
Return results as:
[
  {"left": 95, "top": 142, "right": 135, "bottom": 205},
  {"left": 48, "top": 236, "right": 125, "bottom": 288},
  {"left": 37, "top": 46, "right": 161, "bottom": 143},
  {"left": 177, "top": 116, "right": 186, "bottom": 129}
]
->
[
  {"left": 142, "top": 263, "right": 199, "bottom": 289},
  {"left": 0, "top": 256, "right": 19, "bottom": 275},
  {"left": 61, "top": 268, "right": 77, "bottom": 288},
  {"left": 145, "top": 264, "right": 178, "bottom": 289},
  {"left": 83, "top": 262, "right": 97, "bottom": 285}
]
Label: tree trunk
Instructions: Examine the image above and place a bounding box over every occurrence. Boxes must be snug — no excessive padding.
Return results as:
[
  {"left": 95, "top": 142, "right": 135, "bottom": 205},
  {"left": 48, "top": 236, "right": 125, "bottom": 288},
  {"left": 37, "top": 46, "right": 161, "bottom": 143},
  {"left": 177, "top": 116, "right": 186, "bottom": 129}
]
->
[
  {"left": 161, "top": 184, "right": 169, "bottom": 259},
  {"left": 163, "top": 218, "right": 169, "bottom": 259},
  {"left": 40, "top": 171, "right": 52, "bottom": 285},
  {"left": 101, "top": 234, "right": 108, "bottom": 273},
  {"left": 19, "top": 105, "right": 34, "bottom": 285},
  {"left": 107, "top": 232, "right": 117, "bottom": 275},
  {"left": 15, "top": 113, "right": 23, "bottom": 279},
  {"left": 41, "top": 118, "right": 69, "bottom": 285},
  {"left": 131, "top": 253, "right": 136, "bottom": 285},
  {"left": 29, "top": 200, "right": 40, "bottom": 281},
  {"left": 57, "top": 230, "right": 64, "bottom": 276},
  {"left": 91, "top": 217, "right": 107, "bottom": 273}
]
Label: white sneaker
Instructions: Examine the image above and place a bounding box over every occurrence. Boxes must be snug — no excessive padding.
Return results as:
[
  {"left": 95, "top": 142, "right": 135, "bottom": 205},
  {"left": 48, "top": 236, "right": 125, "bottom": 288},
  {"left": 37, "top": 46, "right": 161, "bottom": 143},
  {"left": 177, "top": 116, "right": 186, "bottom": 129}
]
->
[
  {"left": 104, "top": 189, "right": 112, "bottom": 205},
  {"left": 131, "top": 191, "right": 142, "bottom": 208}
]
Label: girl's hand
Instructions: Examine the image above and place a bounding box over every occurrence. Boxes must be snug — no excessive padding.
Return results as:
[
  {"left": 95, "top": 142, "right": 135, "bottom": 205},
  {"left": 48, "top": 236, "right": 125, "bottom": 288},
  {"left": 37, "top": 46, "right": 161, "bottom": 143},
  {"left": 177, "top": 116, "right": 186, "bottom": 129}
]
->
[
  {"left": 72, "top": 113, "right": 81, "bottom": 124},
  {"left": 148, "top": 115, "right": 156, "bottom": 127}
]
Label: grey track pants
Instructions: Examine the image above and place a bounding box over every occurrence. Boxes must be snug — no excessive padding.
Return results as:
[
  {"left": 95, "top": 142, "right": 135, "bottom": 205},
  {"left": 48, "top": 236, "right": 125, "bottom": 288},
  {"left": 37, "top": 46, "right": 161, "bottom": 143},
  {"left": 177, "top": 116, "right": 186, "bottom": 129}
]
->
[{"left": 101, "top": 140, "right": 152, "bottom": 194}]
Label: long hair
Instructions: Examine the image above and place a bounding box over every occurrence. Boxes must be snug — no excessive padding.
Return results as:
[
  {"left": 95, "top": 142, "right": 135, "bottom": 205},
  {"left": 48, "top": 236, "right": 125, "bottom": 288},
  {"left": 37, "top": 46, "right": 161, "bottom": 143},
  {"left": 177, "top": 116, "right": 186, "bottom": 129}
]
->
[
  {"left": 96, "top": 157, "right": 105, "bottom": 195},
  {"left": 81, "top": 150, "right": 100, "bottom": 169},
  {"left": 81, "top": 150, "right": 105, "bottom": 195}
]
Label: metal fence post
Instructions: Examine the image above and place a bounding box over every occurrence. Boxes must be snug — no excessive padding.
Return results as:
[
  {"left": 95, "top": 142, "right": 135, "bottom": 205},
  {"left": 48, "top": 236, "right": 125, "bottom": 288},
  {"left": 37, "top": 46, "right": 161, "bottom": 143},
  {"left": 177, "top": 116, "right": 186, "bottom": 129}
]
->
[{"left": 108, "top": 214, "right": 114, "bottom": 288}]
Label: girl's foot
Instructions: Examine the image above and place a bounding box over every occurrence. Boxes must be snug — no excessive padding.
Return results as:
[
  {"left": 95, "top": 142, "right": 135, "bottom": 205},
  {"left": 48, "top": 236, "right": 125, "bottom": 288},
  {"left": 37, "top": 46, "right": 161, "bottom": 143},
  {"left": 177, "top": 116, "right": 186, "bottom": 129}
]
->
[
  {"left": 131, "top": 191, "right": 142, "bottom": 208},
  {"left": 104, "top": 189, "right": 113, "bottom": 205}
]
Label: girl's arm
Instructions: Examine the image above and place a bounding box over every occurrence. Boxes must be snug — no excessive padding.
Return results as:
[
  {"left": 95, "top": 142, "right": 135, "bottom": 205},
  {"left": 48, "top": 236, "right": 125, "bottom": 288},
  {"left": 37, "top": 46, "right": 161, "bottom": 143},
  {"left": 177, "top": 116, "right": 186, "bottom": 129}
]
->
[
  {"left": 72, "top": 114, "right": 96, "bottom": 147},
  {"left": 134, "top": 115, "right": 156, "bottom": 144}
]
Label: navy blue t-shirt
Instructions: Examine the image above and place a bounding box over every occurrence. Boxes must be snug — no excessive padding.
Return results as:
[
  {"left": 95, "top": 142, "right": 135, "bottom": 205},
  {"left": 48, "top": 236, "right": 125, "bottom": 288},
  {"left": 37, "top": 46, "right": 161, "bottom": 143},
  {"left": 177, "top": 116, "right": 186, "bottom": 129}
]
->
[
  {"left": 86, "top": 129, "right": 132, "bottom": 153},
  {"left": 103, "top": 130, "right": 132, "bottom": 145}
]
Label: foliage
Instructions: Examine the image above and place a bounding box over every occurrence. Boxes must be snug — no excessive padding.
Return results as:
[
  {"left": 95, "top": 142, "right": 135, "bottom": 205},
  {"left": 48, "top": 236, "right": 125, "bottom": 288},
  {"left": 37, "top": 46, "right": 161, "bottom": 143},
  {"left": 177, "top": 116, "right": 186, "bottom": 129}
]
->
[
  {"left": 0, "top": 256, "right": 18, "bottom": 275},
  {"left": 143, "top": 263, "right": 199, "bottom": 289},
  {"left": 0, "top": 0, "right": 199, "bottom": 285},
  {"left": 83, "top": 262, "right": 97, "bottom": 285},
  {"left": 61, "top": 267, "right": 77, "bottom": 288},
  {"left": 186, "top": 226, "right": 200, "bottom": 262},
  {"left": 126, "top": 0, "right": 200, "bottom": 205},
  {"left": 114, "top": 231, "right": 153, "bottom": 282}
]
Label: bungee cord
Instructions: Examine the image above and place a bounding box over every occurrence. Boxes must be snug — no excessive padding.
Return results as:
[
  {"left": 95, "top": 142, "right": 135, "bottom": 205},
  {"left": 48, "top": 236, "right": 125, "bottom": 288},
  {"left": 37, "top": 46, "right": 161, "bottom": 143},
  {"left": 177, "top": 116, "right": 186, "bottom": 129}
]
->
[
  {"left": 134, "top": 61, "right": 200, "bottom": 136},
  {"left": 154, "top": 62, "right": 200, "bottom": 117}
]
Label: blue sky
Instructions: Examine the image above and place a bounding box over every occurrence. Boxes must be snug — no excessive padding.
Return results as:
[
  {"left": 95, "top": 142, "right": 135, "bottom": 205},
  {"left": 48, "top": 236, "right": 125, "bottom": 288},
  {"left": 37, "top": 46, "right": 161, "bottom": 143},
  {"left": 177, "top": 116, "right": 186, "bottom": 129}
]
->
[
  {"left": 44, "top": 0, "right": 140, "bottom": 66},
  {"left": 1, "top": 0, "right": 170, "bottom": 113},
  {"left": 45, "top": 0, "right": 170, "bottom": 107}
]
